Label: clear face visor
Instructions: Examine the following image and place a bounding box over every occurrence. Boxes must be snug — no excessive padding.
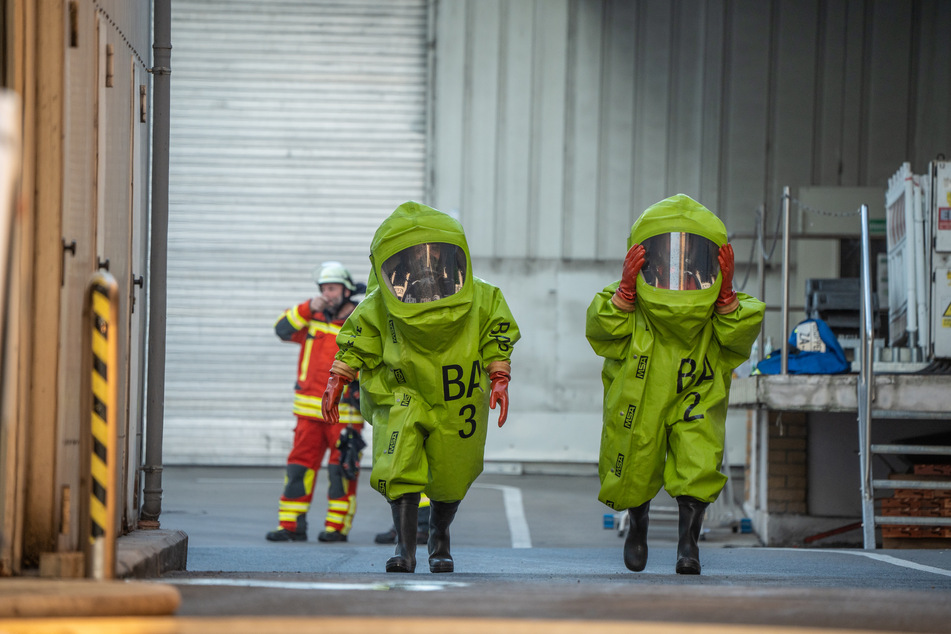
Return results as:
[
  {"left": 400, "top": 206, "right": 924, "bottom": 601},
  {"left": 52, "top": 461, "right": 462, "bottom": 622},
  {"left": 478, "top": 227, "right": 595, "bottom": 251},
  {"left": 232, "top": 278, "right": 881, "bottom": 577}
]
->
[
  {"left": 381, "top": 242, "right": 467, "bottom": 303},
  {"left": 640, "top": 232, "right": 720, "bottom": 290}
]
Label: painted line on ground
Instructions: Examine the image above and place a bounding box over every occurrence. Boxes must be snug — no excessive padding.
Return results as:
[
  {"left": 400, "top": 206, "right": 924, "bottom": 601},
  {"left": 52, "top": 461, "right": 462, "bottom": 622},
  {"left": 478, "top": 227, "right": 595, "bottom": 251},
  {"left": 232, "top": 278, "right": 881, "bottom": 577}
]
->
[
  {"left": 472, "top": 483, "right": 532, "bottom": 549},
  {"left": 194, "top": 479, "right": 534, "bottom": 548},
  {"left": 766, "top": 547, "right": 951, "bottom": 578},
  {"left": 161, "top": 578, "right": 469, "bottom": 591},
  {"left": 833, "top": 550, "right": 951, "bottom": 577}
]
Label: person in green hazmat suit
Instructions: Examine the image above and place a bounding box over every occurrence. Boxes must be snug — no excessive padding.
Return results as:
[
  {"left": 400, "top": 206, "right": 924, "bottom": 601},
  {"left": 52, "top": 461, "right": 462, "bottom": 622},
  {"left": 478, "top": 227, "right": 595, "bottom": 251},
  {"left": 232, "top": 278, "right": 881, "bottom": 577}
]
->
[
  {"left": 321, "top": 201, "right": 520, "bottom": 574},
  {"left": 586, "top": 194, "right": 764, "bottom": 575}
]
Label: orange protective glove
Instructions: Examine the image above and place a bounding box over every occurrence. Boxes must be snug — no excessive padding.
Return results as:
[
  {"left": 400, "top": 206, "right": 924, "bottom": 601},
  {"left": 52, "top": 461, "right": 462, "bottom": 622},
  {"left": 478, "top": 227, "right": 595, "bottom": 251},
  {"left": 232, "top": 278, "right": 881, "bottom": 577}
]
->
[
  {"left": 716, "top": 243, "right": 738, "bottom": 312},
  {"left": 488, "top": 371, "right": 511, "bottom": 427},
  {"left": 615, "top": 243, "right": 646, "bottom": 305},
  {"left": 321, "top": 373, "right": 352, "bottom": 424}
]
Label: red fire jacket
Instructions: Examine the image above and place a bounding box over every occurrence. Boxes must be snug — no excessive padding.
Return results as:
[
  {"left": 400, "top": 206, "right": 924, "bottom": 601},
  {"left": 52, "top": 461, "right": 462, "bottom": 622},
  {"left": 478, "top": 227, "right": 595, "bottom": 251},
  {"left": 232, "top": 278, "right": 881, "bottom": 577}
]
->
[{"left": 275, "top": 300, "right": 361, "bottom": 424}]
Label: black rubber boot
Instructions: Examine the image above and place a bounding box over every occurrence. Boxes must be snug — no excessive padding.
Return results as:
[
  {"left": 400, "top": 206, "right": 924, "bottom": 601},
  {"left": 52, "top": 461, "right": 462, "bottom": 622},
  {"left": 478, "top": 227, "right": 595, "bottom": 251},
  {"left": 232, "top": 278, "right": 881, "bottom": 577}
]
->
[
  {"left": 265, "top": 514, "right": 307, "bottom": 542},
  {"left": 317, "top": 529, "right": 347, "bottom": 542},
  {"left": 623, "top": 501, "right": 650, "bottom": 572},
  {"left": 417, "top": 502, "right": 432, "bottom": 543},
  {"left": 428, "top": 501, "right": 460, "bottom": 573},
  {"left": 675, "top": 495, "right": 708, "bottom": 575},
  {"left": 386, "top": 493, "right": 421, "bottom": 573},
  {"left": 376, "top": 502, "right": 431, "bottom": 544}
]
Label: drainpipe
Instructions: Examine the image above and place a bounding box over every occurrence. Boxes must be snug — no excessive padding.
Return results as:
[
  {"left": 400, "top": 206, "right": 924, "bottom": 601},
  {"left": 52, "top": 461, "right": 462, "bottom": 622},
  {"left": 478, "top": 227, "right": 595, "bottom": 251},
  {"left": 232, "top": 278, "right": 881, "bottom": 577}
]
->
[{"left": 140, "top": 0, "right": 171, "bottom": 528}]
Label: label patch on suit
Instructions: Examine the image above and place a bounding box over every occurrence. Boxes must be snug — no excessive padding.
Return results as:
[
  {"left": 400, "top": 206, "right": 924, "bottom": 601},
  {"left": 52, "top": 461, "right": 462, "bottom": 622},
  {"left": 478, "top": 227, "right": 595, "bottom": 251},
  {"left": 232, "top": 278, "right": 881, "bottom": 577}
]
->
[
  {"left": 605, "top": 499, "right": 616, "bottom": 509},
  {"left": 393, "top": 369, "right": 406, "bottom": 384},
  {"left": 388, "top": 320, "right": 398, "bottom": 343},
  {"left": 623, "top": 405, "right": 636, "bottom": 428},
  {"left": 614, "top": 453, "right": 624, "bottom": 477},
  {"left": 377, "top": 480, "right": 387, "bottom": 496},
  {"left": 387, "top": 431, "right": 399, "bottom": 454},
  {"left": 636, "top": 355, "right": 649, "bottom": 379},
  {"left": 399, "top": 393, "right": 411, "bottom": 407}
]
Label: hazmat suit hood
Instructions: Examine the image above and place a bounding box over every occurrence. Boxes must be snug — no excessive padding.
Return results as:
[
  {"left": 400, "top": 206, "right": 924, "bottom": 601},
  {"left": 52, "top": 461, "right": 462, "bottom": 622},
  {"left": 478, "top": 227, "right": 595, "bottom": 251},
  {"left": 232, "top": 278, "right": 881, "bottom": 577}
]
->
[
  {"left": 369, "top": 201, "right": 474, "bottom": 343},
  {"left": 630, "top": 194, "right": 727, "bottom": 343}
]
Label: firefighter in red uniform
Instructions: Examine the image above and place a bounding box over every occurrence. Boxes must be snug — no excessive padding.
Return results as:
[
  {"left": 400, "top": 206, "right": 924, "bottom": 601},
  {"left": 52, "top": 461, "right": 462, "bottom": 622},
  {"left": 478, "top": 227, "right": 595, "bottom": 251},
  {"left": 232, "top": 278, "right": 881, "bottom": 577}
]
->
[{"left": 266, "top": 262, "right": 367, "bottom": 542}]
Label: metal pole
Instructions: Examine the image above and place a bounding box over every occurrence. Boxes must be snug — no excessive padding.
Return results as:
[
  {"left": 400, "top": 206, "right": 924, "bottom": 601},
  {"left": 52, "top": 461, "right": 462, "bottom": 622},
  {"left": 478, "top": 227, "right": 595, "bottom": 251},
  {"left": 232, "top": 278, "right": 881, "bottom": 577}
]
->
[
  {"left": 901, "top": 167, "right": 919, "bottom": 357},
  {"left": 858, "top": 203, "right": 876, "bottom": 549},
  {"left": 911, "top": 178, "right": 927, "bottom": 361},
  {"left": 781, "top": 187, "right": 791, "bottom": 375},
  {"left": 756, "top": 204, "right": 766, "bottom": 366},
  {"left": 756, "top": 409, "right": 769, "bottom": 537},
  {"left": 141, "top": 0, "right": 171, "bottom": 527}
]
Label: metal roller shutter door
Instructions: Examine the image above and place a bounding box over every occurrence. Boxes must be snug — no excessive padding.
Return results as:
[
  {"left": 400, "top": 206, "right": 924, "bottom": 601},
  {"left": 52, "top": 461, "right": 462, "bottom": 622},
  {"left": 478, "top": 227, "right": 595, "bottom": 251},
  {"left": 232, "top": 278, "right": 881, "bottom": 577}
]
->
[{"left": 165, "top": 0, "right": 429, "bottom": 464}]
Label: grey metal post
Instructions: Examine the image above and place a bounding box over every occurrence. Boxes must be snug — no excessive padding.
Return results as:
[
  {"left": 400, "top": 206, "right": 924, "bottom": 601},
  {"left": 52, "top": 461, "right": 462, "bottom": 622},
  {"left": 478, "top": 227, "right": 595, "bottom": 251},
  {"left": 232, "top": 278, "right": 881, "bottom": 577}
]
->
[
  {"left": 757, "top": 204, "right": 766, "bottom": 365},
  {"left": 781, "top": 187, "right": 791, "bottom": 374},
  {"left": 754, "top": 205, "right": 768, "bottom": 529},
  {"left": 858, "top": 204, "right": 876, "bottom": 548},
  {"left": 141, "top": 0, "right": 171, "bottom": 527}
]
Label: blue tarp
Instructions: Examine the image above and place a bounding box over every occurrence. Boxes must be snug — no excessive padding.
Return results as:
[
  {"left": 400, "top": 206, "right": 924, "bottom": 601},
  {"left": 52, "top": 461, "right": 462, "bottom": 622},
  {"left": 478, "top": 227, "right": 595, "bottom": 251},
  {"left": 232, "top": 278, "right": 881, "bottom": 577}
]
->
[{"left": 754, "top": 318, "right": 850, "bottom": 375}]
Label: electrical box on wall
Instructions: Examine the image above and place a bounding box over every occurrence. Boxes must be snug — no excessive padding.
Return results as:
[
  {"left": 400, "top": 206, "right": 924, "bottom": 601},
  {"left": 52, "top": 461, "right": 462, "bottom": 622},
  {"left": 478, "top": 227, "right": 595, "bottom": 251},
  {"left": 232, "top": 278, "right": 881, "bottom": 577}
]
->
[
  {"left": 930, "top": 162, "right": 951, "bottom": 358},
  {"left": 885, "top": 164, "right": 924, "bottom": 350},
  {"left": 931, "top": 162, "right": 951, "bottom": 252},
  {"left": 884, "top": 161, "right": 948, "bottom": 359}
]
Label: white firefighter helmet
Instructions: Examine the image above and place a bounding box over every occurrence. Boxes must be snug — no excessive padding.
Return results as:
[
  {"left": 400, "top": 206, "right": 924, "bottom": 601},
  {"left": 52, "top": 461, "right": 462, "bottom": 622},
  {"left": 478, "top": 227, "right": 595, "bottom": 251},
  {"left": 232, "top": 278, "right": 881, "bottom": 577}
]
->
[{"left": 313, "top": 261, "right": 357, "bottom": 292}]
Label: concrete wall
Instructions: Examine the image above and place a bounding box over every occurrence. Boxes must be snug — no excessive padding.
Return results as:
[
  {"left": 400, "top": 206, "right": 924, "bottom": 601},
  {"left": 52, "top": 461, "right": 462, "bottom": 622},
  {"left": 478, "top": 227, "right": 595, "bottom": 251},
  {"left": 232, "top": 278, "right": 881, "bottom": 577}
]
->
[{"left": 431, "top": 0, "right": 951, "bottom": 466}]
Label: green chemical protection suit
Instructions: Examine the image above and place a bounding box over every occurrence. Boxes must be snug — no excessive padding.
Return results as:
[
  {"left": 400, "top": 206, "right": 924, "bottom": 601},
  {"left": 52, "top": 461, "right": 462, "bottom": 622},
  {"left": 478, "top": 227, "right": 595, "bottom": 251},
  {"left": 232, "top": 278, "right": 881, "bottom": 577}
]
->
[
  {"left": 330, "top": 202, "right": 520, "bottom": 504},
  {"left": 586, "top": 194, "right": 765, "bottom": 511}
]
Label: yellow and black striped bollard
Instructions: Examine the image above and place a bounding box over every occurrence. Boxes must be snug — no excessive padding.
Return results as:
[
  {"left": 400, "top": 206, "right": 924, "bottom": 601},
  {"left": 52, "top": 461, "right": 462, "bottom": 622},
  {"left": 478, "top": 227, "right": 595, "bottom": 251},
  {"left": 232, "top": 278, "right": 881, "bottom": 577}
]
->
[{"left": 87, "top": 271, "right": 118, "bottom": 579}]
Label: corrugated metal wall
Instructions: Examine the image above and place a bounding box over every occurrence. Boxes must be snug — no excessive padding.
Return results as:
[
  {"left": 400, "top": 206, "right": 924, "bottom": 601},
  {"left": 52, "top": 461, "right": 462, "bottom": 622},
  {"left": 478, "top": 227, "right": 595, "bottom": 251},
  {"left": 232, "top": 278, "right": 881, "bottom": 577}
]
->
[
  {"left": 165, "top": 0, "right": 430, "bottom": 464},
  {"left": 432, "top": 0, "right": 951, "bottom": 260},
  {"left": 431, "top": 0, "right": 951, "bottom": 468}
]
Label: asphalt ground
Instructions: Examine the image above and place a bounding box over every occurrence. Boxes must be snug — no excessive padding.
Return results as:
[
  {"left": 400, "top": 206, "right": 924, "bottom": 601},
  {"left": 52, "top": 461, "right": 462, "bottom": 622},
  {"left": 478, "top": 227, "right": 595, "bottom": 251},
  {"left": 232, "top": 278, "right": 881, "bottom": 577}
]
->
[
  {"left": 3, "top": 466, "right": 951, "bottom": 633},
  {"left": 161, "top": 465, "right": 756, "bottom": 555},
  {"left": 165, "top": 467, "right": 951, "bottom": 631}
]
